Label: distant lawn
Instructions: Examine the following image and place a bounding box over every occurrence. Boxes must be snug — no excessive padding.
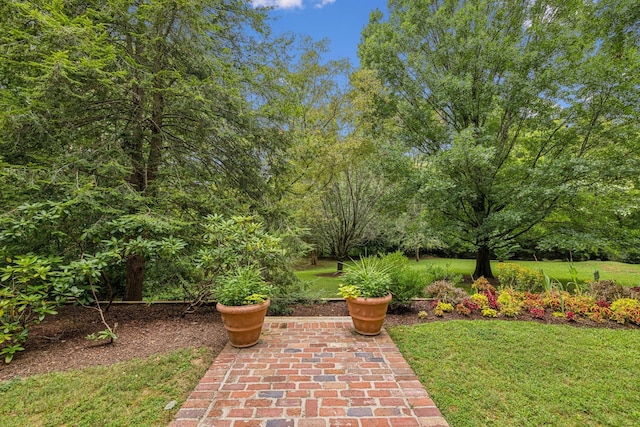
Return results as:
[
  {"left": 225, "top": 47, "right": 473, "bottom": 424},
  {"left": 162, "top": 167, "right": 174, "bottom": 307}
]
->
[
  {"left": 294, "top": 259, "right": 345, "bottom": 298},
  {"left": 294, "top": 258, "right": 640, "bottom": 298},
  {"left": 390, "top": 321, "right": 640, "bottom": 427},
  {"left": 0, "top": 348, "right": 212, "bottom": 427}
]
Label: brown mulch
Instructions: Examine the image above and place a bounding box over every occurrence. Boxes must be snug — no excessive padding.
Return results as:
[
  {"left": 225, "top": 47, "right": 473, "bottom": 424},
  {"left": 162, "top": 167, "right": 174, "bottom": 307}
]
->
[{"left": 0, "top": 300, "right": 636, "bottom": 381}]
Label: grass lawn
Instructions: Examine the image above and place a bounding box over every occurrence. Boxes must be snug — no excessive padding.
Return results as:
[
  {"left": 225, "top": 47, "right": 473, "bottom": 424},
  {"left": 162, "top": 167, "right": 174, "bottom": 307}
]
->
[
  {"left": 294, "top": 258, "right": 640, "bottom": 298},
  {"left": 295, "top": 259, "right": 345, "bottom": 298},
  {"left": 389, "top": 321, "right": 640, "bottom": 427},
  {"left": 0, "top": 347, "right": 213, "bottom": 427}
]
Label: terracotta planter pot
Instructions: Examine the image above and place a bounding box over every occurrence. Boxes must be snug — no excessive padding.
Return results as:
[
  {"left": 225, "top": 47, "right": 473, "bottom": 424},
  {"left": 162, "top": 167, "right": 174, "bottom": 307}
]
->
[
  {"left": 216, "top": 299, "right": 270, "bottom": 348},
  {"left": 346, "top": 294, "right": 392, "bottom": 336}
]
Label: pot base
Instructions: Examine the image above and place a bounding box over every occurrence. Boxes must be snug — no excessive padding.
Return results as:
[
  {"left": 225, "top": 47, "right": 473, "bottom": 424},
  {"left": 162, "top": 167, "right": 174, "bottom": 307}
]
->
[{"left": 346, "top": 294, "right": 392, "bottom": 336}]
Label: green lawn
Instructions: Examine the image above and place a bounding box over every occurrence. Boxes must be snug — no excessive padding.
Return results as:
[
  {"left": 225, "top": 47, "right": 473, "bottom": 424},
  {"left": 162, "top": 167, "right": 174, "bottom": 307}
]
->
[
  {"left": 390, "top": 321, "right": 640, "bottom": 427},
  {"left": 0, "top": 347, "right": 213, "bottom": 427},
  {"left": 294, "top": 259, "right": 345, "bottom": 297},
  {"left": 294, "top": 258, "right": 640, "bottom": 298},
  {"left": 2, "top": 313, "right": 639, "bottom": 426}
]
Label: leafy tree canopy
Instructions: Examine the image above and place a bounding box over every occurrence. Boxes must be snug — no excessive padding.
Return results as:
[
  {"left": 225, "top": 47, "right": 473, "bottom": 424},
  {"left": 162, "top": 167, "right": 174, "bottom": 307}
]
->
[{"left": 359, "top": 0, "right": 640, "bottom": 277}]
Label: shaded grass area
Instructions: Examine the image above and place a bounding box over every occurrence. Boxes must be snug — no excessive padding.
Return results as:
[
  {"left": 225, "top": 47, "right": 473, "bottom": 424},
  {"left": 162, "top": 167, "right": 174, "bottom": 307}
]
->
[
  {"left": 294, "top": 259, "right": 344, "bottom": 297},
  {"left": 390, "top": 321, "right": 640, "bottom": 427},
  {"left": 294, "top": 258, "right": 640, "bottom": 298},
  {"left": 0, "top": 347, "right": 213, "bottom": 427}
]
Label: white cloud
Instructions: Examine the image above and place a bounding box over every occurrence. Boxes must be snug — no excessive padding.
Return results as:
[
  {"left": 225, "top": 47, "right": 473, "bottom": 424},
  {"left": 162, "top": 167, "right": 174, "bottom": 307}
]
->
[
  {"left": 314, "top": 0, "right": 336, "bottom": 8},
  {"left": 251, "top": 0, "right": 303, "bottom": 9},
  {"left": 251, "top": 0, "right": 337, "bottom": 10}
]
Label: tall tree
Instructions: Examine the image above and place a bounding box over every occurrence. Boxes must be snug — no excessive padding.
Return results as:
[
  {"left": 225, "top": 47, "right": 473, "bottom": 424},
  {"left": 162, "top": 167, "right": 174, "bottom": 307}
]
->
[
  {"left": 0, "top": 0, "right": 288, "bottom": 299},
  {"left": 314, "top": 165, "right": 385, "bottom": 272},
  {"left": 359, "top": 0, "right": 639, "bottom": 278}
]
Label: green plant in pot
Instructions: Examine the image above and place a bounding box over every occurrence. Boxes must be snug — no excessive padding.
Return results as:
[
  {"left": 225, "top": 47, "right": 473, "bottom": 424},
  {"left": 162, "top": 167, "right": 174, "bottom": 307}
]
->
[
  {"left": 338, "top": 256, "right": 393, "bottom": 335},
  {"left": 215, "top": 265, "right": 273, "bottom": 348}
]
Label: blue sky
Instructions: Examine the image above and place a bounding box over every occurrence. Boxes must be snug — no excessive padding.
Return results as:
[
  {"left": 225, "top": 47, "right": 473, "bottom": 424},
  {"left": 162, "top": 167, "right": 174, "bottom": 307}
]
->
[{"left": 251, "top": 0, "right": 388, "bottom": 65}]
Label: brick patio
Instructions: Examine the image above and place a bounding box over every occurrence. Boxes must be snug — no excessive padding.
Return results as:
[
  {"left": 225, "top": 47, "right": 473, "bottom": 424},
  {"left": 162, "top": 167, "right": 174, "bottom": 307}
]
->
[{"left": 170, "top": 317, "right": 448, "bottom": 427}]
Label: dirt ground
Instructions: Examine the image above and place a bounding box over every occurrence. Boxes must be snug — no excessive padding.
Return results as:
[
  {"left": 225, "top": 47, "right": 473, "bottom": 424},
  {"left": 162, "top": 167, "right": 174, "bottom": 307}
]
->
[{"left": 0, "top": 299, "right": 636, "bottom": 381}]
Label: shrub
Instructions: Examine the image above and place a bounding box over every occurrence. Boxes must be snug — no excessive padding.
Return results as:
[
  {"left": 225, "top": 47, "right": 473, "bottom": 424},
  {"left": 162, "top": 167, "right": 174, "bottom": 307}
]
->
[
  {"left": 214, "top": 266, "right": 272, "bottom": 306},
  {"left": 471, "top": 277, "right": 499, "bottom": 309},
  {"left": 423, "top": 263, "right": 463, "bottom": 284},
  {"left": 193, "top": 215, "right": 301, "bottom": 314},
  {"left": 434, "top": 301, "right": 454, "bottom": 316},
  {"left": 529, "top": 307, "right": 546, "bottom": 319},
  {"left": 471, "top": 277, "right": 496, "bottom": 294},
  {"left": 471, "top": 293, "right": 489, "bottom": 309},
  {"left": 589, "top": 280, "right": 634, "bottom": 302},
  {"left": 456, "top": 303, "right": 472, "bottom": 316},
  {"left": 496, "top": 263, "right": 544, "bottom": 292},
  {"left": 497, "top": 290, "right": 523, "bottom": 317},
  {"left": 522, "top": 292, "right": 544, "bottom": 309},
  {"left": 610, "top": 298, "right": 640, "bottom": 324},
  {"left": 587, "top": 307, "right": 605, "bottom": 323},
  {"left": 564, "top": 295, "right": 596, "bottom": 316},
  {"left": 482, "top": 308, "right": 498, "bottom": 317},
  {"left": 425, "top": 280, "right": 468, "bottom": 304},
  {"left": 381, "top": 253, "right": 426, "bottom": 310},
  {"left": 542, "top": 291, "right": 567, "bottom": 312},
  {"left": 340, "top": 256, "right": 393, "bottom": 298},
  {"left": 485, "top": 290, "right": 499, "bottom": 309},
  {"left": 461, "top": 297, "right": 480, "bottom": 311}
]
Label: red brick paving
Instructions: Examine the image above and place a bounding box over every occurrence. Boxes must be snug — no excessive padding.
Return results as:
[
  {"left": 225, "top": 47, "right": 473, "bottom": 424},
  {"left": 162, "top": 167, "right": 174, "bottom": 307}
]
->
[{"left": 171, "top": 317, "right": 448, "bottom": 427}]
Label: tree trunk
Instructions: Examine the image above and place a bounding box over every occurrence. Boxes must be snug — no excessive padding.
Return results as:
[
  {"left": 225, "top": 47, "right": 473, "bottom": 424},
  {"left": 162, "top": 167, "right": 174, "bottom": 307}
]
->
[
  {"left": 146, "top": 76, "right": 164, "bottom": 192},
  {"left": 415, "top": 246, "right": 420, "bottom": 262},
  {"left": 337, "top": 260, "right": 344, "bottom": 274},
  {"left": 310, "top": 249, "right": 317, "bottom": 266},
  {"left": 124, "top": 254, "right": 145, "bottom": 301},
  {"left": 473, "top": 245, "right": 494, "bottom": 279}
]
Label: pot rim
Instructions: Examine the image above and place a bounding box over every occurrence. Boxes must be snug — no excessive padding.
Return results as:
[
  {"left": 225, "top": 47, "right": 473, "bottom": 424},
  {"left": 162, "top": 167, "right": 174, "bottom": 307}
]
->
[
  {"left": 346, "top": 293, "right": 392, "bottom": 304},
  {"left": 216, "top": 299, "right": 270, "bottom": 314}
]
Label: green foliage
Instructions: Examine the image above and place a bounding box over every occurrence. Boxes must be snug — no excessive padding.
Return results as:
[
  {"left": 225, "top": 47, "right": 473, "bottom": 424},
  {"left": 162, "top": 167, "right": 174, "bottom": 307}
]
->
[
  {"left": 424, "top": 280, "right": 468, "bottom": 305},
  {"left": 423, "top": 263, "right": 463, "bottom": 285},
  {"left": 610, "top": 298, "right": 640, "bottom": 325},
  {"left": 336, "top": 284, "right": 361, "bottom": 299},
  {"left": 339, "top": 256, "right": 393, "bottom": 299},
  {"left": 191, "top": 215, "right": 298, "bottom": 311},
  {"left": 389, "top": 268, "right": 426, "bottom": 311},
  {"left": 313, "top": 166, "right": 387, "bottom": 266},
  {"left": 496, "top": 263, "right": 544, "bottom": 293},
  {"left": 360, "top": 0, "right": 640, "bottom": 278},
  {"left": 379, "top": 252, "right": 426, "bottom": 310},
  {"left": 86, "top": 329, "right": 117, "bottom": 343},
  {"left": 481, "top": 308, "right": 499, "bottom": 318},
  {"left": 471, "top": 293, "right": 489, "bottom": 310},
  {"left": 434, "top": 301, "right": 453, "bottom": 317},
  {"left": 0, "top": 255, "right": 62, "bottom": 363},
  {"left": 497, "top": 290, "right": 523, "bottom": 317},
  {"left": 0, "top": 195, "right": 183, "bottom": 362},
  {"left": 0, "top": 0, "right": 302, "bottom": 303},
  {"left": 215, "top": 266, "right": 272, "bottom": 307}
]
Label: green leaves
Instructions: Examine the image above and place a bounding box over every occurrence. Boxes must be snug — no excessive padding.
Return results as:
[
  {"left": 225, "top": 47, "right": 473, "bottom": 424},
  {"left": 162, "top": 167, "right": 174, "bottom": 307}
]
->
[
  {"left": 359, "top": 0, "right": 640, "bottom": 274},
  {"left": 341, "top": 256, "right": 394, "bottom": 299},
  {"left": 215, "top": 265, "right": 272, "bottom": 307}
]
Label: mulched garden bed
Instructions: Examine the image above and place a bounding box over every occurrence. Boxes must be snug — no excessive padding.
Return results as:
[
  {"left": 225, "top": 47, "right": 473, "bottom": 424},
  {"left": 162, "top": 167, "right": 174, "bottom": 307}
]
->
[{"left": 1, "top": 300, "right": 636, "bottom": 381}]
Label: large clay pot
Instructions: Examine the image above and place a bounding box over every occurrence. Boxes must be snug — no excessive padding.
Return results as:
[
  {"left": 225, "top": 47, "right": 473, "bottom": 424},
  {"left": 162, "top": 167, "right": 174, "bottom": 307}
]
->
[
  {"left": 216, "top": 299, "right": 270, "bottom": 348},
  {"left": 346, "top": 294, "right": 392, "bottom": 336}
]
